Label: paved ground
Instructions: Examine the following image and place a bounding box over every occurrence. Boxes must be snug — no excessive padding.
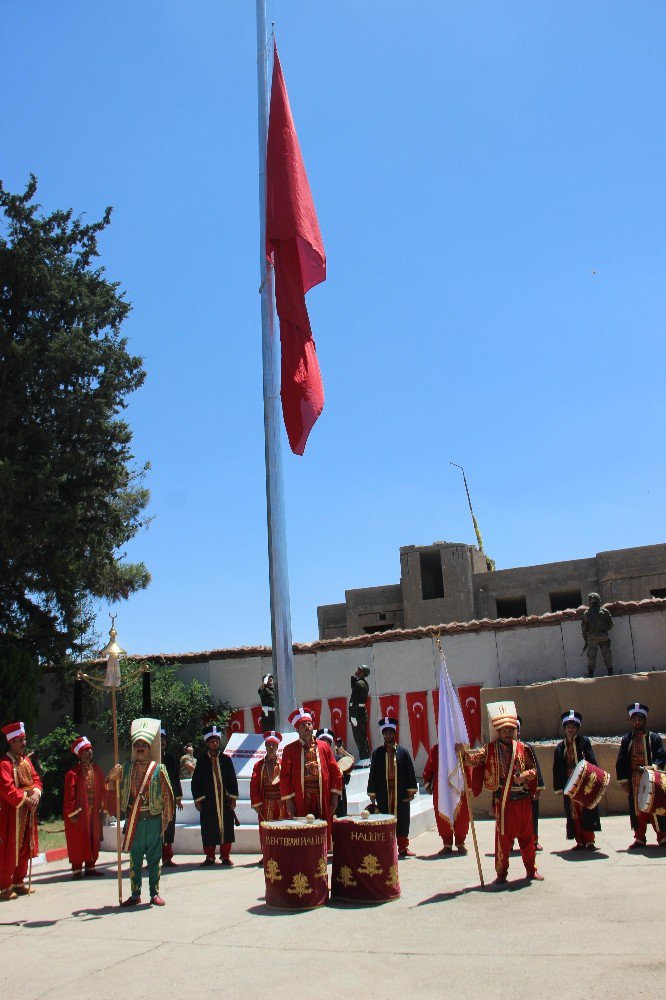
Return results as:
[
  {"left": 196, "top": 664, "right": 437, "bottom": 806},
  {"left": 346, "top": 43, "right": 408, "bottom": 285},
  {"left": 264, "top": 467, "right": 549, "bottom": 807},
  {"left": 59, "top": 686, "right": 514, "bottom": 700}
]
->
[{"left": 1, "top": 815, "right": 663, "bottom": 1000}]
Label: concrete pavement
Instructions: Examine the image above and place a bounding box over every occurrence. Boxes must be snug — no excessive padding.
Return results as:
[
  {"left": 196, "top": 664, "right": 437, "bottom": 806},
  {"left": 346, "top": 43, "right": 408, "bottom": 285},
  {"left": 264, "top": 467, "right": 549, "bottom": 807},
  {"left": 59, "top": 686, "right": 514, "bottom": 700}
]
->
[{"left": 0, "top": 815, "right": 663, "bottom": 1000}]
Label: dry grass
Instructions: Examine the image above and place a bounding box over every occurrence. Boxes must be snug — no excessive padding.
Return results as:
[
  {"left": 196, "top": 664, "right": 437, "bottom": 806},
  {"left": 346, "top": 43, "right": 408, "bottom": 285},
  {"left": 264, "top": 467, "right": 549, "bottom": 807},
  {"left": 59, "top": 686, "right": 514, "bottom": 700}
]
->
[{"left": 37, "top": 817, "right": 67, "bottom": 852}]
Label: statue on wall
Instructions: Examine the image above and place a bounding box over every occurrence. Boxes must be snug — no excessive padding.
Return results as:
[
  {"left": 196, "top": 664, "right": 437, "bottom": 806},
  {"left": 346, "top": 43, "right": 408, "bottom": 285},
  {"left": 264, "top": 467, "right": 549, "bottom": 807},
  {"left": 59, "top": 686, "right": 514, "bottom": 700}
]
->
[
  {"left": 348, "top": 665, "right": 371, "bottom": 764},
  {"left": 581, "top": 593, "right": 614, "bottom": 677}
]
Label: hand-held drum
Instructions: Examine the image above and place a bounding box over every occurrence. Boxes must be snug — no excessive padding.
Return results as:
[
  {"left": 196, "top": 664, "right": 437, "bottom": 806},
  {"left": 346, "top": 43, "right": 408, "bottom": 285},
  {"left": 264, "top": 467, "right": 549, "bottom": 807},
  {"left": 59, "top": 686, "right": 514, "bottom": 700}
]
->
[
  {"left": 564, "top": 759, "right": 610, "bottom": 810},
  {"left": 331, "top": 814, "right": 400, "bottom": 903},
  {"left": 637, "top": 768, "right": 666, "bottom": 816},
  {"left": 261, "top": 818, "right": 328, "bottom": 910}
]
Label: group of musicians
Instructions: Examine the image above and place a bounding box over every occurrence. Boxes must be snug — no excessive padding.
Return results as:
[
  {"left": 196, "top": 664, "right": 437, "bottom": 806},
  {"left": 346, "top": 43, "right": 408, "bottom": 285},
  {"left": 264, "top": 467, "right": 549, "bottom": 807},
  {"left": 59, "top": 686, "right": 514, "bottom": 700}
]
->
[{"left": 1, "top": 700, "right": 664, "bottom": 902}]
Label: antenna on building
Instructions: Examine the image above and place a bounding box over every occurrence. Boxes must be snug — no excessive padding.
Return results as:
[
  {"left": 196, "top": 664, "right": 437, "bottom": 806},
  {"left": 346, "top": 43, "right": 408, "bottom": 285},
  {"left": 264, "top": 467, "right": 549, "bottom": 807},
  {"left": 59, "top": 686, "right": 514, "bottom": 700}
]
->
[{"left": 450, "top": 462, "right": 494, "bottom": 571}]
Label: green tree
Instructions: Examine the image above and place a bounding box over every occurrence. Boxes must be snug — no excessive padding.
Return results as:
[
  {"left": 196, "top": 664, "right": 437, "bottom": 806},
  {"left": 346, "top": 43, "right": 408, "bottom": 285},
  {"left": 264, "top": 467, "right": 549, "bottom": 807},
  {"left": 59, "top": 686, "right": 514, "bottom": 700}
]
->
[
  {"left": 98, "top": 664, "right": 231, "bottom": 753},
  {"left": 0, "top": 176, "right": 151, "bottom": 721},
  {"left": 31, "top": 717, "right": 81, "bottom": 817}
]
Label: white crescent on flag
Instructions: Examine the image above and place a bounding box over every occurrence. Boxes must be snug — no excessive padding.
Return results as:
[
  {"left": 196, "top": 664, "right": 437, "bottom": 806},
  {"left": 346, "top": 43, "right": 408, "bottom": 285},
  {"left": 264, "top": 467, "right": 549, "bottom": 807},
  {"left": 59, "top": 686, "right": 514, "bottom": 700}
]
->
[
  {"left": 387, "top": 704, "right": 395, "bottom": 716},
  {"left": 332, "top": 708, "right": 341, "bottom": 723},
  {"left": 413, "top": 701, "right": 424, "bottom": 717},
  {"left": 231, "top": 720, "right": 241, "bottom": 732},
  {"left": 466, "top": 697, "right": 477, "bottom": 714}
]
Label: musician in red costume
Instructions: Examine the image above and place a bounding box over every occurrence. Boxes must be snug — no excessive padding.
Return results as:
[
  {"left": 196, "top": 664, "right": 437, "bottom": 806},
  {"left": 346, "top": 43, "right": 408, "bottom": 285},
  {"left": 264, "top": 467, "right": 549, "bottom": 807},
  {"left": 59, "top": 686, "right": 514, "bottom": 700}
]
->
[
  {"left": 280, "top": 708, "right": 342, "bottom": 847},
  {"left": 423, "top": 742, "right": 470, "bottom": 855},
  {"left": 459, "top": 701, "right": 544, "bottom": 885},
  {"left": 63, "top": 736, "right": 108, "bottom": 878},
  {"left": 251, "top": 731, "right": 287, "bottom": 851},
  {"left": 0, "top": 722, "right": 42, "bottom": 901}
]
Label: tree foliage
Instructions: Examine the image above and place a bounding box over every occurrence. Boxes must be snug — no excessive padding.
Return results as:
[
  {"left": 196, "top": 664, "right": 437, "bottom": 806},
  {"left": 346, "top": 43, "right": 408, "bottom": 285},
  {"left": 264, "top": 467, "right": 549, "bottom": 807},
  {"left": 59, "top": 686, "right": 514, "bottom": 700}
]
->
[
  {"left": 31, "top": 717, "right": 81, "bottom": 817},
  {"left": 0, "top": 176, "right": 151, "bottom": 681},
  {"left": 98, "top": 664, "right": 231, "bottom": 754}
]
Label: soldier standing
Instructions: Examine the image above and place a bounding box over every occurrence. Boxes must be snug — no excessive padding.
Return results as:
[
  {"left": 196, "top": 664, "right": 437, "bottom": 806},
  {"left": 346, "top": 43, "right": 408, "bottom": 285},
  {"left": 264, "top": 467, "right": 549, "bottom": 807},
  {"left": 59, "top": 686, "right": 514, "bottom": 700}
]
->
[
  {"left": 581, "top": 593, "right": 614, "bottom": 677},
  {"left": 348, "top": 665, "right": 371, "bottom": 763}
]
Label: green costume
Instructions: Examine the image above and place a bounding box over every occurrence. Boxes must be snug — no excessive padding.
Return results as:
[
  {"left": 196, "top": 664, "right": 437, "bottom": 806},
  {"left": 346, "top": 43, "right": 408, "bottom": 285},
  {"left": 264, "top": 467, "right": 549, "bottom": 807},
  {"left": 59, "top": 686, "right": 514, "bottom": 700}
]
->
[{"left": 118, "top": 760, "right": 174, "bottom": 899}]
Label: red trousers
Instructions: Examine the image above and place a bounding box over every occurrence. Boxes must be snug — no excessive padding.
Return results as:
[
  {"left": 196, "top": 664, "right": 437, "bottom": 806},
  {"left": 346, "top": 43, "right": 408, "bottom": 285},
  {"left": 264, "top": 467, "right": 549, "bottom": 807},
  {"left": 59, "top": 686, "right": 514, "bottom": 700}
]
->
[
  {"left": 0, "top": 821, "right": 32, "bottom": 891},
  {"left": 570, "top": 802, "right": 595, "bottom": 846},
  {"left": 495, "top": 797, "right": 537, "bottom": 878},
  {"left": 633, "top": 811, "right": 666, "bottom": 845},
  {"left": 204, "top": 843, "right": 232, "bottom": 860},
  {"left": 397, "top": 836, "right": 410, "bottom": 853},
  {"left": 435, "top": 798, "right": 470, "bottom": 847},
  {"left": 162, "top": 841, "right": 174, "bottom": 862}
]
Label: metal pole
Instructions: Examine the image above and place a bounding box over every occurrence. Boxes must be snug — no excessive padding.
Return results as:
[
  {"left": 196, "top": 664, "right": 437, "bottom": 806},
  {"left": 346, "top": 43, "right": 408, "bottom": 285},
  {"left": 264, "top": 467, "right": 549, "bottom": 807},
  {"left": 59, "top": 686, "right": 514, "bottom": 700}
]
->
[
  {"left": 111, "top": 689, "right": 123, "bottom": 905},
  {"left": 256, "top": 0, "right": 296, "bottom": 730}
]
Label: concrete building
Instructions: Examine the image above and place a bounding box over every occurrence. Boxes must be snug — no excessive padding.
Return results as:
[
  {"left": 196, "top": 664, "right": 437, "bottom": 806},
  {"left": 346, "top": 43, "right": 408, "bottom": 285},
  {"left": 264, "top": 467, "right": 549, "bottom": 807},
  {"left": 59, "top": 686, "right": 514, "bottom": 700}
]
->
[{"left": 317, "top": 540, "right": 666, "bottom": 639}]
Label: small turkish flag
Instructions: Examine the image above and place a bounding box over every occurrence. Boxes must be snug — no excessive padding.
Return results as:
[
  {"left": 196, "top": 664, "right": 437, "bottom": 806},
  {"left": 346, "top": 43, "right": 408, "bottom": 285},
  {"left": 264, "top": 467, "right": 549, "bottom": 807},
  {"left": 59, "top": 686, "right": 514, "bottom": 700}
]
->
[
  {"left": 303, "top": 699, "right": 322, "bottom": 731},
  {"left": 406, "top": 691, "right": 430, "bottom": 757},
  {"left": 457, "top": 685, "right": 482, "bottom": 746},
  {"left": 250, "top": 705, "right": 264, "bottom": 735},
  {"left": 227, "top": 709, "right": 245, "bottom": 740},
  {"left": 327, "top": 697, "right": 347, "bottom": 747},
  {"left": 379, "top": 693, "right": 401, "bottom": 722}
]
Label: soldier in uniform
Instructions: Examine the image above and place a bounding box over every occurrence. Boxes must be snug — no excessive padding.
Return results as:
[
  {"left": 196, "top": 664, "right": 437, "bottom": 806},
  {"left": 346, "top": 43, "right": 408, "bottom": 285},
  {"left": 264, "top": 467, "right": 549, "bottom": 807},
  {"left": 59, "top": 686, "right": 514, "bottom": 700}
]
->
[
  {"left": 349, "top": 665, "right": 371, "bottom": 762},
  {"left": 581, "top": 592, "right": 613, "bottom": 677},
  {"left": 258, "top": 675, "right": 275, "bottom": 732}
]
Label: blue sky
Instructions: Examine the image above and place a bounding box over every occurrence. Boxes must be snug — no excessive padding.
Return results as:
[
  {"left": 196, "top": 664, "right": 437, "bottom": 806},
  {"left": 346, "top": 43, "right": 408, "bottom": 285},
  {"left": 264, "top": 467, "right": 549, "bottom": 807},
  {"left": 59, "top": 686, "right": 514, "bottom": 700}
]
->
[{"left": 4, "top": 2, "right": 666, "bottom": 655}]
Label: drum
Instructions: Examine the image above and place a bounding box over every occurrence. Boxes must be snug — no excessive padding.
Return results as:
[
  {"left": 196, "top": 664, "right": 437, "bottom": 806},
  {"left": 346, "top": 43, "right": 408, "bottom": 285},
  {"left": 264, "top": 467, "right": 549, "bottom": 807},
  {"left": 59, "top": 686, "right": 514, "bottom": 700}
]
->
[
  {"left": 564, "top": 759, "right": 610, "bottom": 810},
  {"left": 331, "top": 813, "right": 400, "bottom": 903},
  {"left": 261, "top": 818, "right": 328, "bottom": 910},
  {"left": 637, "top": 768, "right": 666, "bottom": 816},
  {"left": 337, "top": 755, "right": 354, "bottom": 774}
]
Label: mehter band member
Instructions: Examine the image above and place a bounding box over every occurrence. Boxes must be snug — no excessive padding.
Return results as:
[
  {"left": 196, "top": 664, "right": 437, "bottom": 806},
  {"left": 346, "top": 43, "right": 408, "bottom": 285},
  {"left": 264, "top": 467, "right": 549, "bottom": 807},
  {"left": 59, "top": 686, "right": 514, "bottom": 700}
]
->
[
  {"left": 616, "top": 703, "right": 666, "bottom": 849},
  {"left": 553, "top": 710, "right": 601, "bottom": 850},
  {"left": 160, "top": 729, "right": 183, "bottom": 867},
  {"left": 63, "top": 736, "right": 107, "bottom": 878},
  {"left": 250, "top": 731, "right": 287, "bottom": 853},
  {"left": 367, "top": 717, "right": 417, "bottom": 859},
  {"left": 317, "top": 728, "right": 354, "bottom": 817},
  {"left": 0, "top": 722, "right": 42, "bottom": 901},
  {"left": 280, "top": 708, "right": 342, "bottom": 848},
  {"left": 191, "top": 724, "right": 239, "bottom": 866},
  {"left": 107, "top": 717, "right": 174, "bottom": 907},
  {"left": 460, "top": 701, "right": 544, "bottom": 885},
  {"left": 423, "top": 742, "right": 470, "bottom": 854}
]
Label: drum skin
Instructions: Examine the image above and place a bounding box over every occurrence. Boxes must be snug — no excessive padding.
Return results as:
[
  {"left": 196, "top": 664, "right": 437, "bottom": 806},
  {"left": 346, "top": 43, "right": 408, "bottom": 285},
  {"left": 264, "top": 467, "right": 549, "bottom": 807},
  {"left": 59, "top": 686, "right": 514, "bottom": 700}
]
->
[
  {"left": 564, "top": 759, "right": 610, "bottom": 811},
  {"left": 331, "top": 814, "right": 400, "bottom": 903},
  {"left": 638, "top": 769, "right": 666, "bottom": 816},
  {"left": 261, "top": 819, "right": 329, "bottom": 910}
]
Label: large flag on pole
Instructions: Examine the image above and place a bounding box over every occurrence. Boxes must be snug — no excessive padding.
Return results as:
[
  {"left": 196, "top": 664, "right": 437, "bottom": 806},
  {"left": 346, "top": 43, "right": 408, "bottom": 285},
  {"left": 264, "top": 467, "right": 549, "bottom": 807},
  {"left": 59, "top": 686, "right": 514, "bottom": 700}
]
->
[
  {"left": 436, "top": 649, "right": 470, "bottom": 825},
  {"left": 266, "top": 42, "right": 326, "bottom": 455}
]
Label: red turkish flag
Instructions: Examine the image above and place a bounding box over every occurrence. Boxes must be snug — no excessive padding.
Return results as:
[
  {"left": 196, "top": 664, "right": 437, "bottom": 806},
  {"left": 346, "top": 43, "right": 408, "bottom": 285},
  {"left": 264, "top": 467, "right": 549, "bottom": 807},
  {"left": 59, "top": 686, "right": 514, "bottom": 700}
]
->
[
  {"left": 327, "top": 697, "right": 347, "bottom": 747},
  {"left": 405, "top": 691, "right": 430, "bottom": 757},
  {"left": 457, "top": 685, "right": 482, "bottom": 746},
  {"left": 250, "top": 705, "right": 264, "bottom": 735},
  {"left": 431, "top": 689, "right": 439, "bottom": 733},
  {"left": 302, "top": 699, "right": 322, "bottom": 731},
  {"left": 379, "top": 693, "right": 401, "bottom": 722},
  {"left": 227, "top": 709, "right": 245, "bottom": 740},
  {"left": 266, "top": 42, "right": 326, "bottom": 455}
]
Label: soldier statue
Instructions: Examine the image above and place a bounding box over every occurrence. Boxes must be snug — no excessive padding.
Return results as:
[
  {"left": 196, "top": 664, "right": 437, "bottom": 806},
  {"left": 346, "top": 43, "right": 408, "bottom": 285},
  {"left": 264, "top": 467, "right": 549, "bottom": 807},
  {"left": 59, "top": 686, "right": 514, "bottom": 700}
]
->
[
  {"left": 348, "top": 665, "right": 371, "bottom": 763},
  {"left": 581, "top": 593, "right": 613, "bottom": 677}
]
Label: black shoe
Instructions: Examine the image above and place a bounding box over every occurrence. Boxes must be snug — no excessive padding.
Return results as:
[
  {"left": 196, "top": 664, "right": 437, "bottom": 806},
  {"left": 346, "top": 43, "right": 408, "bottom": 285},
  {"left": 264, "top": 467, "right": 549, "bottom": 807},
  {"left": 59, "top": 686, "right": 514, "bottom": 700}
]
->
[
  {"left": 84, "top": 867, "right": 105, "bottom": 876},
  {"left": 200, "top": 857, "right": 215, "bottom": 866}
]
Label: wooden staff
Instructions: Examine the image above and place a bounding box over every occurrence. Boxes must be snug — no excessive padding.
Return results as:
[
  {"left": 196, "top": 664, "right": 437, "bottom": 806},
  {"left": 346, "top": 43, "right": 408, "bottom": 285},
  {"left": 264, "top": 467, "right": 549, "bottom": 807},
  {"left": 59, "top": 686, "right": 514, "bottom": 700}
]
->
[
  {"left": 459, "top": 749, "right": 484, "bottom": 888},
  {"left": 111, "top": 688, "right": 123, "bottom": 905},
  {"left": 27, "top": 809, "right": 35, "bottom": 896}
]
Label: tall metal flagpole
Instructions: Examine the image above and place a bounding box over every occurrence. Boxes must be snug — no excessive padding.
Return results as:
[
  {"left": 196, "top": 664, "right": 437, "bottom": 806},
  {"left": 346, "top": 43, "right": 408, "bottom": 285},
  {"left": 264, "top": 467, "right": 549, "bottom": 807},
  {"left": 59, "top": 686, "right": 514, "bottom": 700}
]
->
[{"left": 256, "top": 0, "right": 296, "bottom": 730}]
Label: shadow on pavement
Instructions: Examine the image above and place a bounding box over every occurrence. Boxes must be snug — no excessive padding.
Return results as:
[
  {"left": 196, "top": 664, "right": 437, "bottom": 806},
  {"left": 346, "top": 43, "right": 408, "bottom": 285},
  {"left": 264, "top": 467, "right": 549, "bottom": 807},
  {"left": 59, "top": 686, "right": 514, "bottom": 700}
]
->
[
  {"left": 71, "top": 903, "right": 151, "bottom": 918},
  {"left": 550, "top": 849, "right": 610, "bottom": 861},
  {"left": 415, "top": 885, "right": 485, "bottom": 906},
  {"left": 246, "top": 901, "right": 314, "bottom": 916}
]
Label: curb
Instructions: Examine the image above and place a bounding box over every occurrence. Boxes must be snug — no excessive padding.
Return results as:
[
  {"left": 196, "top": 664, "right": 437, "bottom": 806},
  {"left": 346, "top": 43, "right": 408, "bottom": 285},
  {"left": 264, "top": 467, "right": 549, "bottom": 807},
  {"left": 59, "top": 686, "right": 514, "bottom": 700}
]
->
[{"left": 34, "top": 847, "right": 69, "bottom": 867}]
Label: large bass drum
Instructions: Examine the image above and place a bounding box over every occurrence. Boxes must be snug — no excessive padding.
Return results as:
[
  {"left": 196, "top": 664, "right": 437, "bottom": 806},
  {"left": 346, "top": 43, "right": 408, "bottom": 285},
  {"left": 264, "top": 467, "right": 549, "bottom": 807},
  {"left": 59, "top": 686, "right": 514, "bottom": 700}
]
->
[
  {"left": 637, "top": 768, "right": 666, "bottom": 816},
  {"left": 261, "top": 818, "right": 328, "bottom": 910},
  {"left": 331, "top": 813, "right": 400, "bottom": 903},
  {"left": 563, "top": 759, "right": 610, "bottom": 810}
]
